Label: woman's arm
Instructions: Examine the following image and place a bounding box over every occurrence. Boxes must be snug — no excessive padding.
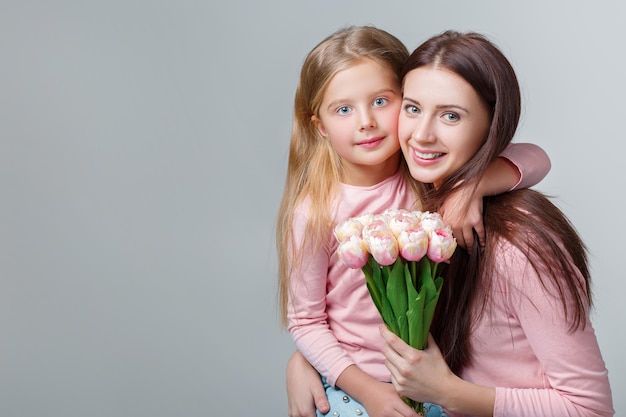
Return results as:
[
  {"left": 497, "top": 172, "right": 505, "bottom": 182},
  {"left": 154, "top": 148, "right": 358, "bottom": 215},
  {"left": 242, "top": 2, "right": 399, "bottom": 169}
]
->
[
  {"left": 489, "top": 244, "right": 614, "bottom": 417},
  {"left": 441, "top": 143, "right": 550, "bottom": 249}
]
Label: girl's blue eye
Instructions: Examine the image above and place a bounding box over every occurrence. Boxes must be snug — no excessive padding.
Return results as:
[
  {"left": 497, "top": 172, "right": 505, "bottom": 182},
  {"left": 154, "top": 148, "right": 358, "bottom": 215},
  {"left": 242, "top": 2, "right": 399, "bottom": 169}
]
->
[
  {"left": 337, "top": 106, "right": 351, "bottom": 115},
  {"left": 373, "top": 97, "right": 388, "bottom": 107}
]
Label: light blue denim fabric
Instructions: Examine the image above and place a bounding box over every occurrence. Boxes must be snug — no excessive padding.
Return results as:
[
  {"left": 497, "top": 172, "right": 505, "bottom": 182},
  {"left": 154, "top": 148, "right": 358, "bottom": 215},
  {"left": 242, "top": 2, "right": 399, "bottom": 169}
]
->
[
  {"left": 316, "top": 377, "right": 368, "bottom": 417},
  {"left": 423, "top": 402, "right": 449, "bottom": 417}
]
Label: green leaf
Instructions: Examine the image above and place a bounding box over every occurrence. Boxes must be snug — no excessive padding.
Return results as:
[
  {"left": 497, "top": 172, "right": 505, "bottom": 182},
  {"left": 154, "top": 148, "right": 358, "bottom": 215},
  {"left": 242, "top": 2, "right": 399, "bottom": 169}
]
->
[
  {"left": 369, "top": 259, "right": 386, "bottom": 308},
  {"left": 410, "top": 260, "right": 418, "bottom": 288},
  {"left": 396, "top": 312, "right": 408, "bottom": 342},
  {"left": 405, "top": 263, "right": 418, "bottom": 304},
  {"left": 362, "top": 261, "right": 382, "bottom": 315},
  {"left": 385, "top": 258, "right": 409, "bottom": 341},
  {"left": 386, "top": 259, "right": 407, "bottom": 321},
  {"left": 423, "top": 276, "right": 444, "bottom": 332},
  {"left": 380, "top": 266, "right": 398, "bottom": 334},
  {"left": 407, "top": 291, "right": 426, "bottom": 349},
  {"left": 380, "top": 262, "right": 390, "bottom": 289},
  {"left": 367, "top": 261, "right": 397, "bottom": 333},
  {"left": 404, "top": 259, "right": 446, "bottom": 350}
]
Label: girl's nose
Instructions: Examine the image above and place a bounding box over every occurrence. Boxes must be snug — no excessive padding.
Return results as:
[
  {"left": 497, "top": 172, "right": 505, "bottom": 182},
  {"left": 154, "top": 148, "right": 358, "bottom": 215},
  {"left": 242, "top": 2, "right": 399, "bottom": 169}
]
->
[{"left": 358, "top": 110, "right": 377, "bottom": 131}]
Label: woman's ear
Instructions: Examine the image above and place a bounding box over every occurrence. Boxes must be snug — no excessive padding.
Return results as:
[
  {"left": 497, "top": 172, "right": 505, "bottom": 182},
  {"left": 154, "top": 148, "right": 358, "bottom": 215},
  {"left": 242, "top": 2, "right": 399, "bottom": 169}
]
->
[{"left": 311, "top": 115, "right": 328, "bottom": 137}]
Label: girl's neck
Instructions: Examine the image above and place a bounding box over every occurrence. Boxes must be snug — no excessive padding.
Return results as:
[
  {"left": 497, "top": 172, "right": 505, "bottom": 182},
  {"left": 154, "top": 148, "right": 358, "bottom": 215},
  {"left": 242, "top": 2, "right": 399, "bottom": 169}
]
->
[{"left": 341, "top": 153, "right": 401, "bottom": 186}]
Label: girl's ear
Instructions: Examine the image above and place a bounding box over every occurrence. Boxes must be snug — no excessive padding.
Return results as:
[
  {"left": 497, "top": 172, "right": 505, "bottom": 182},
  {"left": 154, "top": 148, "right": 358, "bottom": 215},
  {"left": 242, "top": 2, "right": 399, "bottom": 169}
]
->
[{"left": 311, "top": 115, "right": 328, "bottom": 137}]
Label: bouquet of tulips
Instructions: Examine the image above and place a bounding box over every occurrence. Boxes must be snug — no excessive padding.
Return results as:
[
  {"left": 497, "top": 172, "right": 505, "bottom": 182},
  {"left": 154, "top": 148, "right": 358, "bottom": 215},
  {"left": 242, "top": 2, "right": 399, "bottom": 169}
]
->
[{"left": 334, "top": 209, "right": 457, "bottom": 414}]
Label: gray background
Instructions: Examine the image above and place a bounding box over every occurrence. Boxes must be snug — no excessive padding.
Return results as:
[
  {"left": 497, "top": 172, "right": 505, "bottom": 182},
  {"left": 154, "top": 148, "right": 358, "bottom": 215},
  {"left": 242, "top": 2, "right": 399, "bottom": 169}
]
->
[{"left": 1, "top": 1, "right": 624, "bottom": 416}]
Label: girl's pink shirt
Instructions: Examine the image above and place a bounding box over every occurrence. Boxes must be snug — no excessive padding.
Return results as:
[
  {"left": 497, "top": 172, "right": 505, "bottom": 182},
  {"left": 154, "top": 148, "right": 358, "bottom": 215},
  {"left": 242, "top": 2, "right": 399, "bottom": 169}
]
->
[
  {"left": 288, "top": 169, "right": 416, "bottom": 387},
  {"left": 287, "top": 144, "right": 550, "bottom": 387}
]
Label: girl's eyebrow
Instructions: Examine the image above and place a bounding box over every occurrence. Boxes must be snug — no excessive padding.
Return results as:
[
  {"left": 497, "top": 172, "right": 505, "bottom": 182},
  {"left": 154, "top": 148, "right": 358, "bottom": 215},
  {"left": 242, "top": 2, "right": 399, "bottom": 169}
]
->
[{"left": 326, "top": 88, "right": 399, "bottom": 111}]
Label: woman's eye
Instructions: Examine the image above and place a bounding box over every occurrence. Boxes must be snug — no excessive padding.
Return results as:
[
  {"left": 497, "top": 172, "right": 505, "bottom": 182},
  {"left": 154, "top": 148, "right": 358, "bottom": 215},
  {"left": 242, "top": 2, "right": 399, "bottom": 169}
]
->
[
  {"left": 337, "top": 106, "right": 351, "bottom": 115},
  {"left": 443, "top": 112, "right": 459, "bottom": 122},
  {"left": 373, "top": 97, "right": 388, "bottom": 107},
  {"left": 404, "top": 104, "right": 419, "bottom": 115}
]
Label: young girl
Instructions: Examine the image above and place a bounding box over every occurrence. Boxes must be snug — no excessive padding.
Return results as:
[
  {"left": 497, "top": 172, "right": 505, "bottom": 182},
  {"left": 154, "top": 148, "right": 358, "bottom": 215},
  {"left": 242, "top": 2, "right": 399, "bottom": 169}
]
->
[
  {"left": 278, "top": 26, "right": 551, "bottom": 417},
  {"left": 377, "top": 31, "right": 613, "bottom": 416}
]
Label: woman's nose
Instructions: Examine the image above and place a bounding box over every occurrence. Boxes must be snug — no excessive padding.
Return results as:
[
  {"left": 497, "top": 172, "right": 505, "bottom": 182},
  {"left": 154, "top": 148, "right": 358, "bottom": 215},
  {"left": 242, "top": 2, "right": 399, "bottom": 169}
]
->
[{"left": 411, "top": 119, "right": 435, "bottom": 142}]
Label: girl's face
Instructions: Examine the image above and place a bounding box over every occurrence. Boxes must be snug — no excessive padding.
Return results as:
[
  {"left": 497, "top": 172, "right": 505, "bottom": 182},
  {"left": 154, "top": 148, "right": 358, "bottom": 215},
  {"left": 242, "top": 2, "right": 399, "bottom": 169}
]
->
[
  {"left": 398, "top": 66, "right": 491, "bottom": 188},
  {"left": 314, "top": 59, "right": 402, "bottom": 186}
]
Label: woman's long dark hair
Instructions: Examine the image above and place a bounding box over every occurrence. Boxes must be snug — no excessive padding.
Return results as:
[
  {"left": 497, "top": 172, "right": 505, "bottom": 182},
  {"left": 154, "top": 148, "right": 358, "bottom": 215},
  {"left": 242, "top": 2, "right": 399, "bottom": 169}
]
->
[{"left": 404, "top": 31, "right": 591, "bottom": 374}]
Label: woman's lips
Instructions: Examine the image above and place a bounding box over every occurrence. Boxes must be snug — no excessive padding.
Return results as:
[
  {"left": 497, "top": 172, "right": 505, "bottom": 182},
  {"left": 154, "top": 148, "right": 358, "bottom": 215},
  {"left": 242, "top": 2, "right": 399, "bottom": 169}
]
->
[{"left": 411, "top": 148, "right": 444, "bottom": 165}]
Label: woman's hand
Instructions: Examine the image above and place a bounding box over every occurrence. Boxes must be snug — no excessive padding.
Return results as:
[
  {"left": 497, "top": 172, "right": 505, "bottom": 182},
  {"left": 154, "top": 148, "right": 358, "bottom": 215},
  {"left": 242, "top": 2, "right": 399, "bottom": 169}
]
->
[
  {"left": 380, "top": 326, "right": 454, "bottom": 407},
  {"left": 440, "top": 183, "right": 485, "bottom": 250},
  {"left": 286, "top": 350, "right": 329, "bottom": 417},
  {"left": 380, "top": 326, "right": 496, "bottom": 417}
]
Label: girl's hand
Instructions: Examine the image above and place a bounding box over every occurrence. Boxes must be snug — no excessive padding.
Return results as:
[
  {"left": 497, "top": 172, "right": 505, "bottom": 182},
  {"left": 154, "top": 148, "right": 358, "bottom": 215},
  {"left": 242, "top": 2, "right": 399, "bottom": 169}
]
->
[
  {"left": 335, "top": 364, "right": 420, "bottom": 417},
  {"left": 360, "top": 380, "right": 421, "bottom": 417},
  {"left": 286, "top": 350, "right": 329, "bottom": 417},
  {"left": 440, "top": 184, "right": 485, "bottom": 250}
]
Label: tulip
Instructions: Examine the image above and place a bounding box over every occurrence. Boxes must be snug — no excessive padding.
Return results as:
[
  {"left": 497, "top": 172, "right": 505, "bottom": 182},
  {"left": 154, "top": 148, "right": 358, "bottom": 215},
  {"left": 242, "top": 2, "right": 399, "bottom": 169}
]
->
[
  {"left": 334, "top": 218, "right": 364, "bottom": 243},
  {"left": 397, "top": 227, "right": 429, "bottom": 262},
  {"left": 419, "top": 211, "right": 446, "bottom": 233},
  {"left": 427, "top": 227, "right": 457, "bottom": 263},
  {"left": 354, "top": 213, "right": 375, "bottom": 227},
  {"left": 386, "top": 210, "right": 421, "bottom": 238},
  {"left": 336, "top": 236, "right": 369, "bottom": 269},
  {"left": 361, "top": 216, "right": 393, "bottom": 240},
  {"left": 364, "top": 230, "right": 399, "bottom": 266}
]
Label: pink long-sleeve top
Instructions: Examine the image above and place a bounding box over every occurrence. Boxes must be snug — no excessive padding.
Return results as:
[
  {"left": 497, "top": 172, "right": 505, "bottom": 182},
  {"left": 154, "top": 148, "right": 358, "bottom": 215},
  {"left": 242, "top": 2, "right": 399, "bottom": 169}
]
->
[
  {"left": 287, "top": 144, "right": 550, "bottom": 388},
  {"left": 447, "top": 238, "right": 613, "bottom": 417}
]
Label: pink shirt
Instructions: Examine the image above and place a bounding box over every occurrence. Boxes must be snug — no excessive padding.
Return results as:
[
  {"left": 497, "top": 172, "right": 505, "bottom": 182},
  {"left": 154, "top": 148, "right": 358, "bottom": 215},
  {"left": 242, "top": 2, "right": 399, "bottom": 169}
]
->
[
  {"left": 447, "top": 239, "right": 613, "bottom": 417},
  {"left": 287, "top": 144, "right": 550, "bottom": 387},
  {"left": 288, "top": 170, "right": 415, "bottom": 386}
]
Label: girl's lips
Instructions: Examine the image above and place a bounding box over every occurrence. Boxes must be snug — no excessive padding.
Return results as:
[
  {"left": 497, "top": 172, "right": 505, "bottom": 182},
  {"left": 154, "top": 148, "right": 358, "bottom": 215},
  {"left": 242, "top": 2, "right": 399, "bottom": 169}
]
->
[{"left": 357, "top": 136, "right": 384, "bottom": 149}]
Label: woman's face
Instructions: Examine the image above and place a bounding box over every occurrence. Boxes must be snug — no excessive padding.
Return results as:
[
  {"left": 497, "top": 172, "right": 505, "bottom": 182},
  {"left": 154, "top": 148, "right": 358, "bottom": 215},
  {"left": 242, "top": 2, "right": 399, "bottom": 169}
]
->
[{"left": 398, "top": 66, "right": 491, "bottom": 188}]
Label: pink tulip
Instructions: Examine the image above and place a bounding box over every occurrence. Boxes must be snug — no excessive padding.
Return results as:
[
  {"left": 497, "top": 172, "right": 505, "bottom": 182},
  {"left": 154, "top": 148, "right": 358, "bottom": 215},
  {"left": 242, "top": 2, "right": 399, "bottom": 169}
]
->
[
  {"left": 427, "top": 227, "right": 457, "bottom": 263},
  {"left": 334, "top": 218, "right": 365, "bottom": 243},
  {"left": 361, "top": 216, "right": 393, "bottom": 240},
  {"left": 385, "top": 210, "right": 421, "bottom": 238},
  {"left": 365, "top": 230, "right": 399, "bottom": 266},
  {"left": 420, "top": 211, "right": 446, "bottom": 233},
  {"left": 336, "top": 236, "right": 369, "bottom": 269},
  {"left": 398, "top": 228, "right": 429, "bottom": 262}
]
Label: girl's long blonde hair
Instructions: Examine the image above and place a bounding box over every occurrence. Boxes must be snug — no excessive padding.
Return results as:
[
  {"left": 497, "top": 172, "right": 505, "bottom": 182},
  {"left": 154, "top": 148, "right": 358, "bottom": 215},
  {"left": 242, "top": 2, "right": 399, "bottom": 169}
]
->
[{"left": 277, "top": 26, "right": 410, "bottom": 326}]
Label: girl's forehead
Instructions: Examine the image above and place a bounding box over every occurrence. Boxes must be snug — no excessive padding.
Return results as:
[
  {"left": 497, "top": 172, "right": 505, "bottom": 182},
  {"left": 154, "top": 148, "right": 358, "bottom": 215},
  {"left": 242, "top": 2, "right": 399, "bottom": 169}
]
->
[{"left": 323, "top": 60, "right": 399, "bottom": 97}]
